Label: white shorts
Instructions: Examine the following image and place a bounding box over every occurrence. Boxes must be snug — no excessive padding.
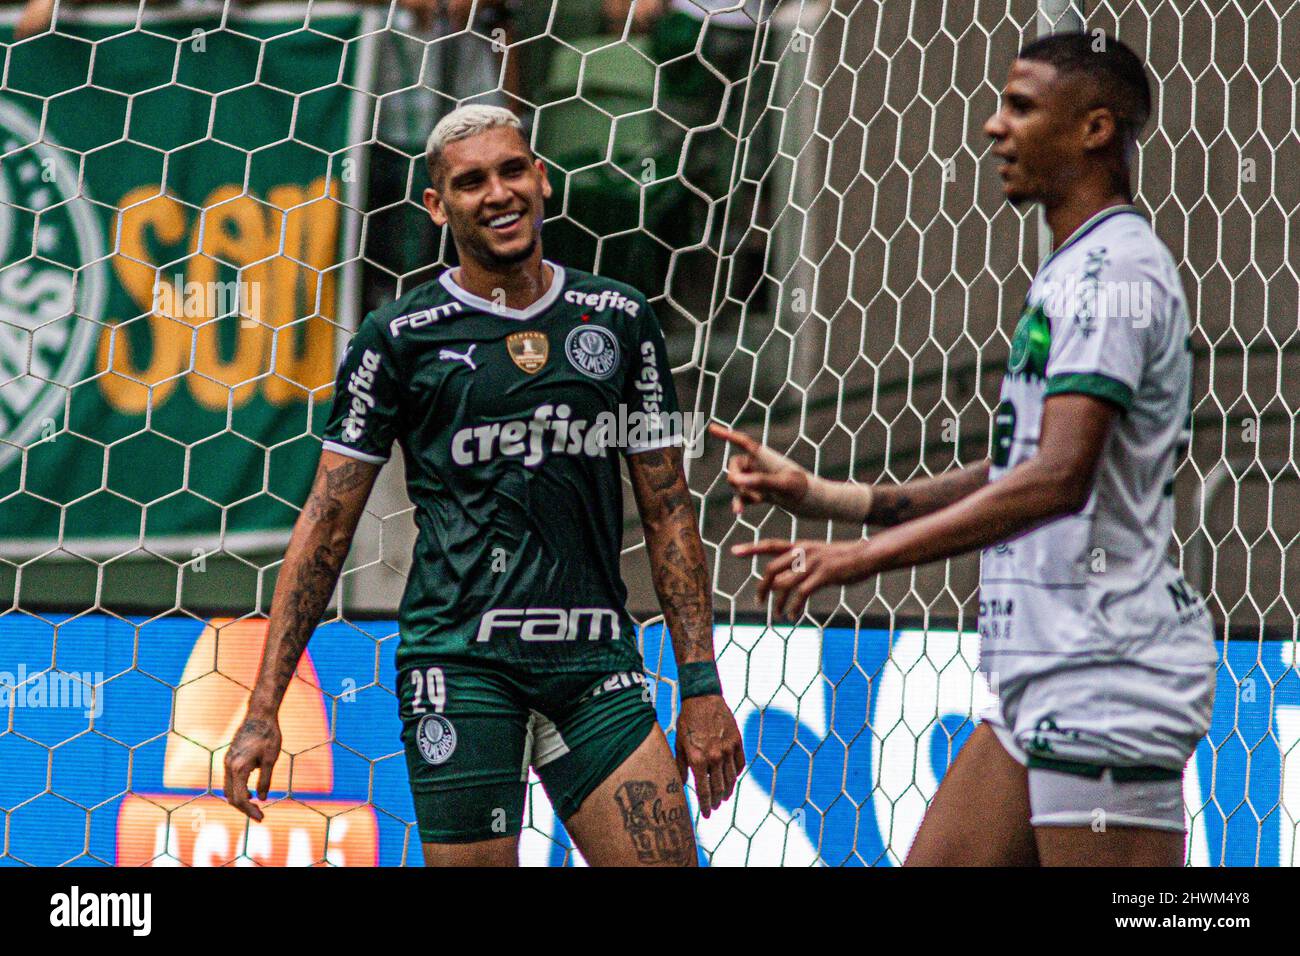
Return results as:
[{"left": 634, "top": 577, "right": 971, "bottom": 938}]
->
[
  {"left": 984, "top": 707, "right": 1187, "bottom": 832},
  {"left": 987, "top": 659, "right": 1216, "bottom": 769}
]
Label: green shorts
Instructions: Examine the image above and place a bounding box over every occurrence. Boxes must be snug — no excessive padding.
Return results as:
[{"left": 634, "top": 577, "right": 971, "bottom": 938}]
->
[{"left": 399, "top": 661, "right": 660, "bottom": 844}]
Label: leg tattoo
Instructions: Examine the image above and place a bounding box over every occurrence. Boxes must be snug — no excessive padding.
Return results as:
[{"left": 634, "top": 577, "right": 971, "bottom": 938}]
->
[{"left": 613, "top": 779, "right": 694, "bottom": 865}]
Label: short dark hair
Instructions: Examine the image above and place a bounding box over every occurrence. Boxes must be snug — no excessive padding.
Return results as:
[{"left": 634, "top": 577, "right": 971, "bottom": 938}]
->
[{"left": 1017, "top": 32, "right": 1152, "bottom": 144}]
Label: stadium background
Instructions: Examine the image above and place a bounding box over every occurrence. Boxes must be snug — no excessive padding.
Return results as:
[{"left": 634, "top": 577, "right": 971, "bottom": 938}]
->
[{"left": 0, "top": 0, "right": 1296, "bottom": 864}]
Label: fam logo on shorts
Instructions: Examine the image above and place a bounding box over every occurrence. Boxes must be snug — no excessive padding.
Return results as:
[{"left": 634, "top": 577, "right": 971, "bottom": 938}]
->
[
  {"left": 416, "top": 713, "right": 457, "bottom": 765},
  {"left": 565, "top": 325, "right": 619, "bottom": 380},
  {"left": 507, "top": 330, "right": 548, "bottom": 373}
]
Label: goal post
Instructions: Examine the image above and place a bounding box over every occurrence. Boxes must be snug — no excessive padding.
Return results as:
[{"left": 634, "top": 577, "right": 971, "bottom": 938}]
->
[{"left": 0, "top": 0, "right": 1295, "bottom": 866}]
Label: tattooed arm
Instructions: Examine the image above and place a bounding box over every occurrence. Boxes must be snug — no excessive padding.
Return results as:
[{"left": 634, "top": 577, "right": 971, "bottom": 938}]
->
[
  {"left": 710, "top": 423, "right": 990, "bottom": 528},
  {"left": 627, "top": 446, "right": 745, "bottom": 817},
  {"left": 224, "top": 449, "right": 380, "bottom": 821},
  {"left": 865, "top": 461, "right": 992, "bottom": 527},
  {"left": 627, "top": 446, "right": 714, "bottom": 664}
]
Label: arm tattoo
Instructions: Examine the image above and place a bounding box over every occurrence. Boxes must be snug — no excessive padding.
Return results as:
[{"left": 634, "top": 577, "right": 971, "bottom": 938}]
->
[
  {"left": 629, "top": 449, "right": 715, "bottom": 663},
  {"left": 272, "top": 538, "right": 350, "bottom": 686},
  {"left": 869, "top": 492, "right": 914, "bottom": 527},
  {"left": 229, "top": 717, "right": 273, "bottom": 758},
  {"left": 254, "top": 458, "right": 373, "bottom": 710},
  {"left": 867, "top": 462, "right": 991, "bottom": 527},
  {"left": 304, "top": 459, "right": 373, "bottom": 522}
]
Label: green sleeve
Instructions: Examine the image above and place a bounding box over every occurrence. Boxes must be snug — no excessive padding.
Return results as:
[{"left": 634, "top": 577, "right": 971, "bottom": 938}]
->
[{"left": 1045, "top": 371, "right": 1134, "bottom": 412}]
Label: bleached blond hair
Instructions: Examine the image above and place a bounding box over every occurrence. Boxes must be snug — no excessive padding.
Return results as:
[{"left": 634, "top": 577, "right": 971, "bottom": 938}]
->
[{"left": 425, "top": 105, "right": 527, "bottom": 186}]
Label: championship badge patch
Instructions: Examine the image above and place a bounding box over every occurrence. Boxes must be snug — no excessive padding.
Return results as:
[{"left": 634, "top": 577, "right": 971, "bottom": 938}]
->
[
  {"left": 416, "top": 713, "right": 457, "bottom": 765},
  {"left": 564, "top": 325, "right": 620, "bottom": 380},
  {"left": 507, "top": 330, "right": 549, "bottom": 373}
]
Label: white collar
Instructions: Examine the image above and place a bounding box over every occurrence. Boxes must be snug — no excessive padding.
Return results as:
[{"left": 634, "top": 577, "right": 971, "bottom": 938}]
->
[
  {"left": 1040, "top": 204, "right": 1143, "bottom": 271},
  {"left": 438, "top": 260, "right": 566, "bottom": 321}
]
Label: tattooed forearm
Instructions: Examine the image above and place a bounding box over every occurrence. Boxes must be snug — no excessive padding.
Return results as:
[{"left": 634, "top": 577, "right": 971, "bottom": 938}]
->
[
  {"left": 867, "top": 461, "right": 991, "bottom": 527},
  {"left": 628, "top": 448, "right": 715, "bottom": 663},
  {"left": 657, "top": 535, "right": 712, "bottom": 657},
  {"left": 248, "top": 453, "right": 378, "bottom": 716},
  {"left": 270, "top": 538, "right": 350, "bottom": 686}
]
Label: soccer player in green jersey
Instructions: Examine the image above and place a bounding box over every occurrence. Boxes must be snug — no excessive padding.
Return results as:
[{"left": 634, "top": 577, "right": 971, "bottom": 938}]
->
[{"left": 224, "top": 105, "right": 745, "bottom": 866}]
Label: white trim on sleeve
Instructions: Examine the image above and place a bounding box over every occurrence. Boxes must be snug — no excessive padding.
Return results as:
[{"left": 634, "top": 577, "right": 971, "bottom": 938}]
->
[
  {"left": 322, "top": 441, "right": 389, "bottom": 465},
  {"left": 623, "top": 434, "right": 686, "bottom": 456}
]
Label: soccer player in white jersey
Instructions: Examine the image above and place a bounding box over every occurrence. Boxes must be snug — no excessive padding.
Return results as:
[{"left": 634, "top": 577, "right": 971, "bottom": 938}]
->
[{"left": 711, "top": 33, "right": 1215, "bottom": 866}]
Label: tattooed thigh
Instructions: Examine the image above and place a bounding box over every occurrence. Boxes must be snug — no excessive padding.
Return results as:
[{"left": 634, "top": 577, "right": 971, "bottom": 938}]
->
[
  {"left": 560, "top": 725, "right": 698, "bottom": 866},
  {"left": 612, "top": 778, "right": 695, "bottom": 865}
]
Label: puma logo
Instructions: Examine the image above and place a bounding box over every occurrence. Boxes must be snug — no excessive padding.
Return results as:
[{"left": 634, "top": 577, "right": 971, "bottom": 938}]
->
[{"left": 438, "top": 344, "right": 478, "bottom": 370}]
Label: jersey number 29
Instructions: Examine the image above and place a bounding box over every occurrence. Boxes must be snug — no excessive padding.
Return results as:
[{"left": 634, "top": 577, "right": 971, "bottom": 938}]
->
[{"left": 410, "top": 667, "right": 446, "bottom": 715}]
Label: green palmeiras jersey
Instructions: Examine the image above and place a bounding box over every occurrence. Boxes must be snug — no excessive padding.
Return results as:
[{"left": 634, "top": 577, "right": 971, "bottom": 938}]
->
[{"left": 322, "top": 262, "right": 684, "bottom": 674}]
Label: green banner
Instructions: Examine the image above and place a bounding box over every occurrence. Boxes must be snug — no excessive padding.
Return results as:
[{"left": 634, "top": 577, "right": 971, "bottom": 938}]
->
[{"left": 0, "top": 5, "right": 372, "bottom": 556}]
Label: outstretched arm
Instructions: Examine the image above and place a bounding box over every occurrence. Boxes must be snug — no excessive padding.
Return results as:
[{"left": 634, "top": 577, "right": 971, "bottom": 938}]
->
[
  {"left": 866, "top": 461, "right": 991, "bottom": 526},
  {"left": 224, "top": 449, "right": 380, "bottom": 820},
  {"left": 734, "top": 394, "right": 1118, "bottom": 619},
  {"left": 709, "top": 423, "right": 990, "bottom": 527},
  {"left": 627, "top": 446, "right": 745, "bottom": 818}
]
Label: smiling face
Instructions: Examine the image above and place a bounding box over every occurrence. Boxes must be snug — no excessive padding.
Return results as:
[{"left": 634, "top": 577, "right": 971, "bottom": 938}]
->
[
  {"left": 423, "top": 125, "right": 552, "bottom": 268},
  {"left": 984, "top": 58, "right": 1093, "bottom": 207}
]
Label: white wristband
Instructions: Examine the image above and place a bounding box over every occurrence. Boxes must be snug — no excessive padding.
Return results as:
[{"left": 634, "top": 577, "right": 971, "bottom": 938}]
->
[
  {"left": 803, "top": 473, "right": 874, "bottom": 522},
  {"left": 749, "top": 443, "right": 873, "bottom": 522},
  {"left": 803, "top": 474, "right": 874, "bottom": 522}
]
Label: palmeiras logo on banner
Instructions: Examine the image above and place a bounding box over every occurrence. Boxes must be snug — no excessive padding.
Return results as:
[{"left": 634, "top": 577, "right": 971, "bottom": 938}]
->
[{"left": 0, "top": 100, "right": 107, "bottom": 473}]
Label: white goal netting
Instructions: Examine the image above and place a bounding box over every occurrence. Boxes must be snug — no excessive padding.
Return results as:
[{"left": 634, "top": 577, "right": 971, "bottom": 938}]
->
[{"left": 0, "top": 0, "right": 1295, "bottom": 866}]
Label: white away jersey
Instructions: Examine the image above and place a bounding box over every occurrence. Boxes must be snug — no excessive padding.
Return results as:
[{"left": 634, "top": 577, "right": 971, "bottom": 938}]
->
[{"left": 978, "top": 206, "right": 1215, "bottom": 691}]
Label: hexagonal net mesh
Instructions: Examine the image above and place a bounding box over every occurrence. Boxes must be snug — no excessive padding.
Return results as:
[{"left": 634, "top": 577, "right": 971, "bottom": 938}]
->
[{"left": 0, "top": 0, "right": 1296, "bottom": 866}]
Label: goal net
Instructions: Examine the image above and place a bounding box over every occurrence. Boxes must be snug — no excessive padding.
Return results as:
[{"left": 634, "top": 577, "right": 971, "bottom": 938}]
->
[{"left": 0, "top": 0, "right": 1295, "bottom": 866}]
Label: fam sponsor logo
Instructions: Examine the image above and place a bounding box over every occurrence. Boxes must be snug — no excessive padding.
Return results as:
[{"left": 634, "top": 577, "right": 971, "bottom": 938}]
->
[
  {"left": 475, "top": 607, "right": 621, "bottom": 643},
  {"left": 449, "top": 403, "right": 703, "bottom": 467},
  {"left": 49, "top": 886, "right": 151, "bottom": 936},
  {"left": 0, "top": 665, "right": 103, "bottom": 718},
  {"left": 389, "top": 301, "right": 464, "bottom": 337},
  {"left": 565, "top": 324, "right": 620, "bottom": 380},
  {"left": 563, "top": 288, "right": 640, "bottom": 317},
  {"left": 341, "top": 348, "right": 382, "bottom": 442}
]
